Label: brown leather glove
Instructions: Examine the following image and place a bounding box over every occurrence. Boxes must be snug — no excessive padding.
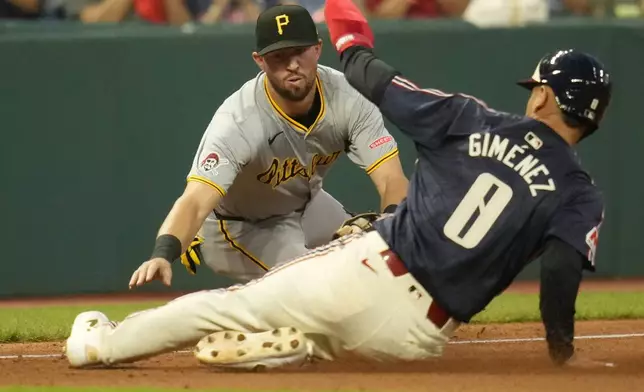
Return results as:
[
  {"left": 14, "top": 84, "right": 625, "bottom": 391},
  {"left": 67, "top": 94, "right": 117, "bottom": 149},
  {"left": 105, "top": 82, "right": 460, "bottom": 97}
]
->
[{"left": 332, "top": 212, "right": 381, "bottom": 239}]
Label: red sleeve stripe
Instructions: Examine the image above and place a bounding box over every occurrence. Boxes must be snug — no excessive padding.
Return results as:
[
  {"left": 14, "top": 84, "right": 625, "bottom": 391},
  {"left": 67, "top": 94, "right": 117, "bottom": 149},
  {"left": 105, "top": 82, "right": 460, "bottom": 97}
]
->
[
  {"left": 392, "top": 75, "right": 493, "bottom": 110},
  {"left": 392, "top": 76, "right": 454, "bottom": 98}
]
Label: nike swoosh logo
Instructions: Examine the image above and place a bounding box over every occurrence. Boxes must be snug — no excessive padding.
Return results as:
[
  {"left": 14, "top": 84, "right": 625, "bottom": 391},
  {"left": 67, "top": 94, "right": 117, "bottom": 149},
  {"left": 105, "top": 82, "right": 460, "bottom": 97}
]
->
[
  {"left": 361, "top": 258, "right": 376, "bottom": 273},
  {"left": 268, "top": 131, "right": 284, "bottom": 145}
]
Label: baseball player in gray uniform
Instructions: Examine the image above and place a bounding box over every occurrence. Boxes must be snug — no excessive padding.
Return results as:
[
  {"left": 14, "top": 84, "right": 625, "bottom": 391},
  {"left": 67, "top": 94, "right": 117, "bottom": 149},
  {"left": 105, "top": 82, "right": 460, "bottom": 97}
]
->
[{"left": 127, "top": 4, "right": 408, "bottom": 287}]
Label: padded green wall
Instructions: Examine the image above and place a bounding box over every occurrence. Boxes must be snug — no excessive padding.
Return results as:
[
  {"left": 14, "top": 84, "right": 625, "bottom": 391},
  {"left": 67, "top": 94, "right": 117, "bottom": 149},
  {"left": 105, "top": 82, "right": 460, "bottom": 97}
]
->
[{"left": 1, "top": 18, "right": 642, "bottom": 297}]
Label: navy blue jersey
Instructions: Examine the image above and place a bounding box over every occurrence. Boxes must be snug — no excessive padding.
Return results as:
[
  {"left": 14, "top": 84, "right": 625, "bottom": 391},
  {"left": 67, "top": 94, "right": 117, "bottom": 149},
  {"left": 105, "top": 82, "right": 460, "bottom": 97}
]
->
[{"left": 369, "top": 75, "right": 605, "bottom": 322}]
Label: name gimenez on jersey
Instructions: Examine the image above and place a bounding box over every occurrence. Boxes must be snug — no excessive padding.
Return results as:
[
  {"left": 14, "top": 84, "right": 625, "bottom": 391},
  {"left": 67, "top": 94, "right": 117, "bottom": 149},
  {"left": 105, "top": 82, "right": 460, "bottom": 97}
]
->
[{"left": 468, "top": 132, "right": 556, "bottom": 197}]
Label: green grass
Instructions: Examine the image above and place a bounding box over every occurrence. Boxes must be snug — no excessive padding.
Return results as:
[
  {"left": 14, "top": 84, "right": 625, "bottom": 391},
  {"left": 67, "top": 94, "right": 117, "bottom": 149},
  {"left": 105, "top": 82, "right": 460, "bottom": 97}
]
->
[
  {"left": 0, "top": 302, "right": 164, "bottom": 343},
  {"left": 471, "top": 291, "right": 644, "bottom": 323},
  {"left": 1, "top": 291, "right": 643, "bottom": 343}
]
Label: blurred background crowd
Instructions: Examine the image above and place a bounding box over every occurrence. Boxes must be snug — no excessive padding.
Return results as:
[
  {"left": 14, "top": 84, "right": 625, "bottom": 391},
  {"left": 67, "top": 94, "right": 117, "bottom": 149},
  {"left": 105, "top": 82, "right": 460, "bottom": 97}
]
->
[{"left": 1, "top": 0, "right": 642, "bottom": 27}]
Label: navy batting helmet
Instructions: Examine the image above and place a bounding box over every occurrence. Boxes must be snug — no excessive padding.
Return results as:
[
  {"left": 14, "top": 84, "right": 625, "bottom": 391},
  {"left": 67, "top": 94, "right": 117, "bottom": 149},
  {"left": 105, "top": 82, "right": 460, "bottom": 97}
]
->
[{"left": 517, "top": 49, "right": 612, "bottom": 136}]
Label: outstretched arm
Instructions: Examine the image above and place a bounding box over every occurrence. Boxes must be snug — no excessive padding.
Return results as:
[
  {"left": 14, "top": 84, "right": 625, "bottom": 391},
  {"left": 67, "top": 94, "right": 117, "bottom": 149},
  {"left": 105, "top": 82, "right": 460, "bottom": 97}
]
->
[
  {"left": 538, "top": 237, "right": 583, "bottom": 365},
  {"left": 538, "top": 237, "right": 614, "bottom": 368},
  {"left": 540, "top": 184, "right": 616, "bottom": 368},
  {"left": 324, "top": 0, "right": 484, "bottom": 147}
]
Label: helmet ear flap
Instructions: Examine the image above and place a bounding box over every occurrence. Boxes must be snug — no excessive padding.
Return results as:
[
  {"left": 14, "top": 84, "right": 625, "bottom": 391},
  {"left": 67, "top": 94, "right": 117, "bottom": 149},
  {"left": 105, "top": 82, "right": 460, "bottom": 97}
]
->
[{"left": 561, "top": 112, "right": 595, "bottom": 140}]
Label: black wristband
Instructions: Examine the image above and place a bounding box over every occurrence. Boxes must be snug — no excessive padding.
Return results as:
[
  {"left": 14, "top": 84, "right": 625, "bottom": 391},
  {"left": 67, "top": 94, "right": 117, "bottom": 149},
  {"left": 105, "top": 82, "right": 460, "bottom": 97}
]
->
[
  {"left": 150, "top": 234, "right": 182, "bottom": 262},
  {"left": 383, "top": 204, "right": 398, "bottom": 214}
]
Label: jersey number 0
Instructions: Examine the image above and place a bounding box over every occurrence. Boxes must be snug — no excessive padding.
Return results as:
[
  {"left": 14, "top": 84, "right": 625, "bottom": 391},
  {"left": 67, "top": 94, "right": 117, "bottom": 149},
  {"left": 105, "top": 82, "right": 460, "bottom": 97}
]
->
[{"left": 443, "top": 173, "right": 513, "bottom": 249}]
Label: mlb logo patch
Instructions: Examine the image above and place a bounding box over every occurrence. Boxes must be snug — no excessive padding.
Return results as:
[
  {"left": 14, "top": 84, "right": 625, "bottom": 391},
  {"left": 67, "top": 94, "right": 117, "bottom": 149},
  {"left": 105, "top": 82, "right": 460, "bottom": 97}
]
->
[{"left": 524, "top": 132, "right": 543, "bottom": 150}]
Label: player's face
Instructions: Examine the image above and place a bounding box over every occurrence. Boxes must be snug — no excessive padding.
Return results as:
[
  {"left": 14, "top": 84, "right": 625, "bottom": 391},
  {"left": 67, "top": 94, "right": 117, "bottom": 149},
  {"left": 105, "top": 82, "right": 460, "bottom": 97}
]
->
[{"left": 255, "top": 43, "right": 321, "bottom": 102}]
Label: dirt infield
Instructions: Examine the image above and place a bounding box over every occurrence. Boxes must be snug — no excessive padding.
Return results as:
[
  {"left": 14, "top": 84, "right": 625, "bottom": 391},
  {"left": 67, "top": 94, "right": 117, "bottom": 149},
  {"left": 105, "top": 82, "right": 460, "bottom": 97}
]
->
[
  {"left": 1, "top": 320, "right": 643, "bottom": 391},
  {"left": 1, "top": 280, "right": 642, "bottom": 391}
]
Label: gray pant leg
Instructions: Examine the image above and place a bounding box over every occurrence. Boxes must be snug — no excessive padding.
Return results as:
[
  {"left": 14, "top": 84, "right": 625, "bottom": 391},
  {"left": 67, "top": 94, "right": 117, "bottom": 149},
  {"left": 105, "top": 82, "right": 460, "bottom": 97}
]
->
[
  {"left": 198, "top": 213, "right": 309, "bottom": 282},
  {"left": 301, "top": 189, "right": 352, "bottom": 249}
]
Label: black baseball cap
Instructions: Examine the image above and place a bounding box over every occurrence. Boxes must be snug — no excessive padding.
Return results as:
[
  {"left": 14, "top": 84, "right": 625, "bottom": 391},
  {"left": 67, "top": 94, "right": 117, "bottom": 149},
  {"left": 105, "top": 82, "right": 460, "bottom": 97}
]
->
[{"left": 255, "top": 4, "right": 319, "bottom": 56}]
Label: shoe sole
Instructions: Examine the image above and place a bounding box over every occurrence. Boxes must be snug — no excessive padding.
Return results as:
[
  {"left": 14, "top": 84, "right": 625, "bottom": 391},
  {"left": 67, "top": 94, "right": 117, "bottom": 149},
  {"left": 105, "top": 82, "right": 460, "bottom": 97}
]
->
[
  {"left": 194, "top": 327, "right": 310, "bottom": 371},
  {"left": 64, "top": 341, "right": 100, "bottom": 368}
]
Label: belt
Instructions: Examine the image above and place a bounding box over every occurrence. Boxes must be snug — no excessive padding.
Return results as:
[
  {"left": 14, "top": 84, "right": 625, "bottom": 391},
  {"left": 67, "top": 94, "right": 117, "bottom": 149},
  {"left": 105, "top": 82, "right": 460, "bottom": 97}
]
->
[
  {"left": 213, "top": 206, "right": 307, "bottom": 222},
  {"left": 380, "top": 249, "right": 451, "bottom": 329}
]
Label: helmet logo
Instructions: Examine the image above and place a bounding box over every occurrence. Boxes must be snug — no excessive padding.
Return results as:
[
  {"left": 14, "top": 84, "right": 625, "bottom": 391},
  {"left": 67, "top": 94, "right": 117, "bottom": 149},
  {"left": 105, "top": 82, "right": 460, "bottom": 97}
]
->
[{"left": 530, "top": 63, "right": 541, "bottom": 82}]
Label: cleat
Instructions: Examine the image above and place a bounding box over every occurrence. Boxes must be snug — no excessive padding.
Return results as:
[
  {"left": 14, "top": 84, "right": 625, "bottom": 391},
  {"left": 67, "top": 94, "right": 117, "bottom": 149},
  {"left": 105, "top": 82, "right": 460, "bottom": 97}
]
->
[
  {"left": 63, "top": 311, "right": 112, "bottom": 368},
  {"left": 195, "top": 327, "right": 313, "bottom": 371}
]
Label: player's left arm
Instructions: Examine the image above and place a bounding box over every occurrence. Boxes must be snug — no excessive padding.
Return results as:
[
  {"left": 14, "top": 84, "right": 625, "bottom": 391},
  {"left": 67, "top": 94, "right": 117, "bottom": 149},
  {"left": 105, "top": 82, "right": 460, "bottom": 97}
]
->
[
  {"left": 346, "top": 94, "right": 409, "bottom": 212},
  {"left": 540, "top": 184, "right": 605, "bottom": 366},
  {"left": 538, "top": 237, "right": 585, "bottom": 365}
]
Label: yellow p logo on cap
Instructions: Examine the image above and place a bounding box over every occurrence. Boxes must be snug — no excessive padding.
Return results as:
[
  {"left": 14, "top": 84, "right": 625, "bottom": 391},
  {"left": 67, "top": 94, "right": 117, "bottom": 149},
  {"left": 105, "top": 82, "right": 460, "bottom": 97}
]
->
[{"left": 275, "top": 14, "right": 289, "bottom": 35}]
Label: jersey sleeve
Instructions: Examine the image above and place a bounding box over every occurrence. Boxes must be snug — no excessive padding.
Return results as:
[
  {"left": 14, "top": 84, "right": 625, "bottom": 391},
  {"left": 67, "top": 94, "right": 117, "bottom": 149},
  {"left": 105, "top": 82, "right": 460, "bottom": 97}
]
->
[
  {"left": 345, "top": 93, "right": 399, "bottom": 175},
  {"left": 546, "top": 184, "right": 605, "bottom": 271},
  {"left": 340, "top": 46, "right": 502, "bottom": 148},
  {"left": 186, "top": 111, "right": 251, "bottom": 197}
]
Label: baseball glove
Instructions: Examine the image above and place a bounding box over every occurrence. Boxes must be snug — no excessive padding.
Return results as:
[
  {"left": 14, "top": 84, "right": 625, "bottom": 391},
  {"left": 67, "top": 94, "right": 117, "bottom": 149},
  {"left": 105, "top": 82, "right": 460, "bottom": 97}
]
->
[
  {"left": 180, "top": 235, "right": 205, "bottom": 275},
  {"left": 332, "top": 212, "right": 381, "bottom": 239}
]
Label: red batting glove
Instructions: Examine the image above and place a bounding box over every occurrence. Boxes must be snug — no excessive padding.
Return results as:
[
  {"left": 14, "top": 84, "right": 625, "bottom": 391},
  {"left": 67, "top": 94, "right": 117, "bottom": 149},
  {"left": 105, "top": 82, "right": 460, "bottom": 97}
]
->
[{"left": 324, "top": 0, "right": 374, "bottom": 54}]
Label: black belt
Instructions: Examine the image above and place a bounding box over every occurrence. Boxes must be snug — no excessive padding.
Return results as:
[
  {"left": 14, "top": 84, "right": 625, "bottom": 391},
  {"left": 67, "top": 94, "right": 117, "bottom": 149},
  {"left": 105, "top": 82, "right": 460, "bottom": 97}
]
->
[
  {"left": 380, "top": 249, "right": 451, "bottom": 329},
  {"left": 213, "top": 207, "right": 307, "bottom": 222},
  {"left": 214, "top": 211, "right": 246, "bottom": 222}
]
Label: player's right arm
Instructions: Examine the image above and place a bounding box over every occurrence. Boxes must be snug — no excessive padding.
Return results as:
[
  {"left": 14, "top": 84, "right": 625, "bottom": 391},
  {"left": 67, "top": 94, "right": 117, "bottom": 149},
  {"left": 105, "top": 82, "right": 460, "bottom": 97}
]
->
[
  {"left": 156, "top": 181, "right": 222, "bottom": 257},
  {"left": 129, "top": 111, "right": 251, "bottom": 288}
]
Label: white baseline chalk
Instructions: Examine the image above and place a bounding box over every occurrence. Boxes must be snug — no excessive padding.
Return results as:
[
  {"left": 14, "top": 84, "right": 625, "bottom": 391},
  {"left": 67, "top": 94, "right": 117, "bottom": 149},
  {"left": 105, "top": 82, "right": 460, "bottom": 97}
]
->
[{"left": 1, "top": 332, "right": 642, "bottom": 360}]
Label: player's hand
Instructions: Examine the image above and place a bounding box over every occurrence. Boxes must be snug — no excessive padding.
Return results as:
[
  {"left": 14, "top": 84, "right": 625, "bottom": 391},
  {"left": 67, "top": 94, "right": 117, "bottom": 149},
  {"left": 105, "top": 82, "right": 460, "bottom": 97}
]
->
[
  {"left": 563, "top": 353, "right": 616, "bottom": 369},
  {"left": 324, "top": 0, "right": 374, "bottom": 54},
  {"left": 128, "top": 258, "right": 173, "bottom": 289}
]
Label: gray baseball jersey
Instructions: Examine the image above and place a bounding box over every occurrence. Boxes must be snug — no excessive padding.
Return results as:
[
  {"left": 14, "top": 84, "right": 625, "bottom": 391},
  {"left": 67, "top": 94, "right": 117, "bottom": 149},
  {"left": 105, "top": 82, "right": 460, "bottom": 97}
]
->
[
  {"left": 187, "top": 64, "right": 399, "bottom": 221},
  {"left": 183, "top": 64, "right": 399, "bottom": 281}
]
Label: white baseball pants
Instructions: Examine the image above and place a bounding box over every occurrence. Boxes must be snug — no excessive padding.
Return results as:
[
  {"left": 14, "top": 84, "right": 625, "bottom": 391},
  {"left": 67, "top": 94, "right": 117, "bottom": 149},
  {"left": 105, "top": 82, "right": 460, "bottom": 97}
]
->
[{"left": 98, "top": 231, "right": 460, "bottom": 365}]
